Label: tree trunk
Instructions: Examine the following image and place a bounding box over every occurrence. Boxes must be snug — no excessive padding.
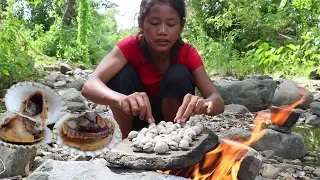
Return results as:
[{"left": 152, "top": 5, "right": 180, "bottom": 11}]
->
[
  {"left": 62, "top": 0, "right": 76, "bottom": 25},
  {"left": 77, "top": 0, "right": 90, "bottom": 63}
]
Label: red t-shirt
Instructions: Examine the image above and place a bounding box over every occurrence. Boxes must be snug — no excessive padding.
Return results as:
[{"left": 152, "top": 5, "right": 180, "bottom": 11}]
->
[{"left": 116, "top": 35, "right": 204, "bottom": 98}]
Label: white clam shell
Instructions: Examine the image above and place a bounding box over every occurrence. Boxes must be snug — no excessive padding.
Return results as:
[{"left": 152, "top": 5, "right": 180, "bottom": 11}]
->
[
  {"left": 179, "top": 139, "right": 189, "bottom": 151},
  {"left": 159, "top": 129, "right": 167, "bottom": 135},
  {"left": 137, "top": 133, "right": 145, "bottom": 138},
  {"left": 143, "top": 142, "right": 154, "bottom": 152},
  {"left": 146, "top": 132, "right": 157, "bottom": 139},
  {"left": 170, "top": 135, "right": 181, "bottom": 144},
  {"left": 148, "top": 128, "right": 158, "bottom": 134},
  {"left": 157, "top": 125, "right": 165, "bottom": 132},
  {"left": 166, "top": 122, "right": 174, "bottom": 126},
  {"left": 53, "top": 112, "right": 122, "bottom": 158},
  {"left": 148, "top": 123, "right": 156, "bottom": 127},
  {"left": 168, "top": 141, "right": 179, "bottom": 150},
  {"left": 192, "top": 126, "right": 202, "bottom": 135},
  {"left": 154, "top": 135, "right": 163, "bottom": 141},
  {"left": 158, "top": 121, "right": 166, "bottom": 126},
  {"left": 128, "top": 131, "right": 138, "bottom": 140},
  {"left": 167, "top": 124, "right": 177, "bottom": 131},
  {"left": 166, "top": 128, "right": 174, "bottom": 134},
  {"left": 162, "top": 137, "right": 172, "bottom": 145},
  {"left": 154, "top": 141, "right": 169, "bottom": 154},
  {"left": 174, "top": 123, "right": 181, "bottom": 129},
  {"left": 182, "top": 135, "right": 193, "bottom": 144},
  {"left": 4, "top": 82, "right": 67, "bottom": 125},
  {"left": 140, "top": 137, "right": 152, "bottom": 145},
  {"left": 185, "top": 128, "right": 197, "bottom": 140},
  {"left": 140, "top": 128, "right": 148, "bottom": 136},
  {"left": 131, "top": 140, "right": 144, "bottom": 148}
]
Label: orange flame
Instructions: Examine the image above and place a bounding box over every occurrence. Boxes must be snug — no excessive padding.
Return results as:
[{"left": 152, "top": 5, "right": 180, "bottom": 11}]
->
[{"left": 158, "top": 93, "right": 306, "bottom": 179}]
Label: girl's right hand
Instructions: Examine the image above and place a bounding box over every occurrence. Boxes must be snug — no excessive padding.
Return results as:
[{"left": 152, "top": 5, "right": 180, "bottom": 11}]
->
[{"left": 119, "top": 92, "right": 155, "bottom": 124}]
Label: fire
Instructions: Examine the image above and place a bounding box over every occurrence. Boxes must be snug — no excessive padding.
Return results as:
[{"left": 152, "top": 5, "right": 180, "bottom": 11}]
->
[{"left": 158, "top": 94, "right": 306, "bottom": 179}]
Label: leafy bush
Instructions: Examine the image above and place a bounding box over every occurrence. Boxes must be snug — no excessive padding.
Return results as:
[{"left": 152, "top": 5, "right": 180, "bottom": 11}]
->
[
  {"left": 0, "top": 12, "right": 40, "bottom": 89},
  {"left": 184, "top": 0, "right": 319, "bottom": 78},
  {"left": 244, "top": 28, "right": 320, "bottom": 76}
]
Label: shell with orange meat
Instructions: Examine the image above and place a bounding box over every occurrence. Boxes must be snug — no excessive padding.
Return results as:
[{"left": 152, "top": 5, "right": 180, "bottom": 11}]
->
[{"left": 53, "top": 111, "right": 122, "bottom": 157}]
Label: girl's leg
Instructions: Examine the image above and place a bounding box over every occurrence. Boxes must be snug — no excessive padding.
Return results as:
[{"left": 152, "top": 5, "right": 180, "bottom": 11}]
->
[
  {"left": 159, "top": 64, "right": 195, "bottom": 122},
  {"left": 107, "top": 64, "right": 148, "bottom": 138}
]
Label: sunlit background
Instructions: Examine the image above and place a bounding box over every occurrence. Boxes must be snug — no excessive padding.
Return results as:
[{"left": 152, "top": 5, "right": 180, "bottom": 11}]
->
[{"left": 110, "top": 0, "right": 141, "bottom": 31}]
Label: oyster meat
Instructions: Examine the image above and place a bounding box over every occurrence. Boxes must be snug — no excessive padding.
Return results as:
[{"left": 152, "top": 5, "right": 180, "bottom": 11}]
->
[
  {"left": 0, "top": 112, "right": 45, "bottom": 144},
  {"left": 60, "top": 111, "right": 115, "bottom": 151},
  {"left": 25, "top": 91, "right": 47, "bottom": 117}
]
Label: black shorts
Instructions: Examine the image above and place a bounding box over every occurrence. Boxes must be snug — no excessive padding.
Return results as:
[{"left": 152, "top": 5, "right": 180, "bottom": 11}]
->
[{"left": 107, "top": 63, "right": 195, "bottom": 131}]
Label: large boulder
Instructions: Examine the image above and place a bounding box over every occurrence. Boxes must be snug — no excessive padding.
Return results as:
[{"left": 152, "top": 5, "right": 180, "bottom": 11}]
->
[
  {"left": 251, "top": 129, "right": 308, "bottom": 159},
  {"left": 271, "top": 79, "right": 314, "bottom": 109},
  {"left": 214, "top": 79, "right": 277, "bottom": 112}
]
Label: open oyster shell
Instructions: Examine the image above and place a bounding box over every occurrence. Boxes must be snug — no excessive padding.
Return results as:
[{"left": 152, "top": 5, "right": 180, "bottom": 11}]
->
[
  {"left": 53, "top": 112, "right": 122, "bottom": 157},
  {"left": 5, "top": 82, "right": 67, "bottom": 125},
  {"left": 0, "top": 111, "right": 53, "bottom": 149}
]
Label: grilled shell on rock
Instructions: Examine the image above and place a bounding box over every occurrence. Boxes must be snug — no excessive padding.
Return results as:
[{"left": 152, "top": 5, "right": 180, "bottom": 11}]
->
[
  {"left": 61, "top": 111, "right": 115, "bottom": 151},
  {"left": 62, "top": 111, "right": 114, "bottom": 139},
  {"left": 54, "top": 112, "right": 122, "bottom": 157}
]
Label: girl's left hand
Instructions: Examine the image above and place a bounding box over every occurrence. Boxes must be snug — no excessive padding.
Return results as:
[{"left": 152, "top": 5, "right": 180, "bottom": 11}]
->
[{"left": 174, "top": 94, "right": 214, "bottom": 123}]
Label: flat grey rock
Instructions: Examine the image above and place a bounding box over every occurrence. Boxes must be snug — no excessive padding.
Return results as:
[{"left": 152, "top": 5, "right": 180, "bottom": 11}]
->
[
  {"left": 105, "top": 128, "right": 219, "bottom": 170},
  {"left": 28, "top": 159, "right": 187, "bottom": 180}
]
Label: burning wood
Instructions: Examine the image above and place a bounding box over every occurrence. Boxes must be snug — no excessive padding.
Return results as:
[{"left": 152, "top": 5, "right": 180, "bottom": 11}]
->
[{"left": 157, "top": 97, "right": 305, "bottom": 180}]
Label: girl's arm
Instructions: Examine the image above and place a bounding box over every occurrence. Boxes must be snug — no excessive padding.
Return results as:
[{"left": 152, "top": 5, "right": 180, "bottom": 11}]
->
[
  {"left": 81, "top": 46, "right": 128, "bottom": 108},
  {"left": 192, "top": 65, "right": 225, "bottom": 116}
]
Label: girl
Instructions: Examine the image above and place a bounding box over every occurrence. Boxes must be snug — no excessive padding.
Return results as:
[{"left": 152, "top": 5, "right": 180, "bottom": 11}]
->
[{"left": 82, "top": 0, "right": 224, "bottom": 138}]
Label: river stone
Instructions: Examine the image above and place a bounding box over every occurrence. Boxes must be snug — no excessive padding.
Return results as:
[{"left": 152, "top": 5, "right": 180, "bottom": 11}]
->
[
  {"left": 0, "top": 145, "right": 37, "bottom": 178},
  {"left": 214, "top": 79, "right": 277, "bottom": 112},
  {"left": 28, "top": 159, "right": 188, "bottom": 180},
  {"left": 271, "top": 79, "right": 314, "bottom": 109},
  {"left": 251, "top": 129, "right": 308, "bottom": 159},
  {"left": 105, "top": 127, "right": 219, "bottom": 170}
]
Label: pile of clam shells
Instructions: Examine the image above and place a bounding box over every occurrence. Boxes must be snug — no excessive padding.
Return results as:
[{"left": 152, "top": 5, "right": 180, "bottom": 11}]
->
[{"left": 127, "top": 120, "right": 204, "bottom": 154}]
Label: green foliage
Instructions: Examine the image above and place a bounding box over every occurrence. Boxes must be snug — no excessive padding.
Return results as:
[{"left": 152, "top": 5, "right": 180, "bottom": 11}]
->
[
  {"left": 0, "top": 0, "right": 8, "bottom": 11},
  {"left": 293, "top": 127, "right": 320, "bottom": 167},
  {"left": 29, "top": 0, "right": 121, "bottom": 66},
  {"left": 77, "top": 0, "right": 90, "bottom": 63},
  {"left": 185, "top": 0, "right": 320, "bottom": 78},
  {"left": 32, "top": 19, "right": 83, "bottom": 62},
  {"left": 244, "top": 28, "right": 320, "bottom": 76},
  {"left": 0, "top": 102, "right": 6, "bottom": 113},
  {"left": 87, "top": 9, "right": 121, "bottom": 64},
  {"left": 0, "top": 4, "right": 41, "bottom": 89},
  {"left": 0, "top": 0, "right": 125, "bottom": 89}
]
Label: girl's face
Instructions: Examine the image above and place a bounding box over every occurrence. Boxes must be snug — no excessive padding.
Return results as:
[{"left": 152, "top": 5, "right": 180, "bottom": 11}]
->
[{"left": 141, "top": 3, "right": 185, "bottom": 54}]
